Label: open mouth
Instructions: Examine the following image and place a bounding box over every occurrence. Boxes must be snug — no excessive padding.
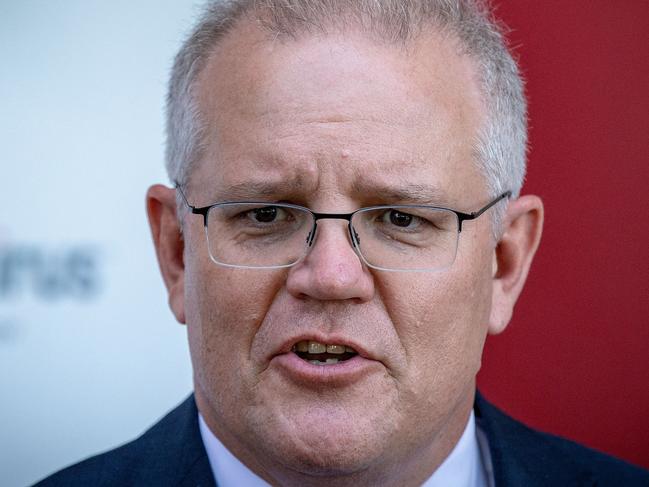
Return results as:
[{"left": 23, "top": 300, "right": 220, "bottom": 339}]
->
[{"left": 291, "top": 340, "right": 358, "bottom": 365}]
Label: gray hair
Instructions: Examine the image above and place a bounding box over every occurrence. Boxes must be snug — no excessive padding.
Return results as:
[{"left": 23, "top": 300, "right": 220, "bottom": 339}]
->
[{"left": 166, "top": 0, "right": 527, "bottom": 231}]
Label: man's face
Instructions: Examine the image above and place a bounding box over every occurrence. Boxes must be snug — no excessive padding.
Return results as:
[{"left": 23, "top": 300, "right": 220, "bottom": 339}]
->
[{"left": 183, "top": 22, "right": 495, "bottom": 483}]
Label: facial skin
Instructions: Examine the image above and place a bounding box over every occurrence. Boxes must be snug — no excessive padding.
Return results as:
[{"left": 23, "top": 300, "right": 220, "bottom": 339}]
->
[{"left": 147, "top": 19, "right": 543, "bottom": 487}]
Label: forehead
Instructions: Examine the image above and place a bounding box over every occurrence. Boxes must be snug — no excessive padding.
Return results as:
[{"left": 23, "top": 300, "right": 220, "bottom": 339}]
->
[{"left": 192, "top": 20, "right": 486, "bottom": 206}]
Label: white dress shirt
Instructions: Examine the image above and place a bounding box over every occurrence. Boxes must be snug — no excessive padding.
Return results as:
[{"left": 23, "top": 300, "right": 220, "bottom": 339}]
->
[{"left": 199, "top": 411, "right": 492, "bottom": 486}]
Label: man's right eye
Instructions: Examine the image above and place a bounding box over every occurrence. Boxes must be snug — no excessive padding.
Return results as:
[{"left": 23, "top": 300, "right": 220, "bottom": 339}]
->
[{"left": 251, "top": 206, "right": 279, "bottom": 223}]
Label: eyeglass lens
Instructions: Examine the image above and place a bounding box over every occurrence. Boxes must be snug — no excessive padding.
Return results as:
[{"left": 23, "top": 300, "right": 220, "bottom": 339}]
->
[{"left": 203, "top": 203, "right": 460, "bottom": 271}]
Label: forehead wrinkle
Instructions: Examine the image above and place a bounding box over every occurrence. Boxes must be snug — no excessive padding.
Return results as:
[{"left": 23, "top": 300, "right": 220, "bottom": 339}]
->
[{"left": 346, "top": 152, "right": 453, "bottom": 203}]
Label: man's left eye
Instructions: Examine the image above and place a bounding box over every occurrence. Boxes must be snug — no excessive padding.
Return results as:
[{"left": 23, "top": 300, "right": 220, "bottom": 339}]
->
[{"left": 387, "top": 209, "right": 416, "bottom": 227}]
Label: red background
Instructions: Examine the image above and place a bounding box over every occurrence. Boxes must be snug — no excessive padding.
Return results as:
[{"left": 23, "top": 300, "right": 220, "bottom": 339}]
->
[{"left": 477, "top": 1, "right": 649, "bottom": 469}]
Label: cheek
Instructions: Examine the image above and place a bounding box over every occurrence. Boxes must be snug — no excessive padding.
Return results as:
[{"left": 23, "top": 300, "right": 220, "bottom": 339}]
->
[
  {"left": 379, "top": 261, "right": 492, "bottom": 394},
  {"left": 184, "top": 258, "right": 286, "bottom": 405}
]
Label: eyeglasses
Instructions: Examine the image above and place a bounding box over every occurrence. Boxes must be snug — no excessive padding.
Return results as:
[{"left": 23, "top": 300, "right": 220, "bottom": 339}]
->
[{"left": 176, "top": 185, "right": 510, "bottom": 272}]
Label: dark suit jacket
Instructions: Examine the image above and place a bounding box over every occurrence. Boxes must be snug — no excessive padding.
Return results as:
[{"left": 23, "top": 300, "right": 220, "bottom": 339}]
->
[{"left": 34, "top": 392, "right": 649, "bottom": 486}]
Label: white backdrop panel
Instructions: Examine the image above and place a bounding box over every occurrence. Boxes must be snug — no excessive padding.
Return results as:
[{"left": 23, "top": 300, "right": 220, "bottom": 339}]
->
[{"left": 0, "top": 2, "right": 202, "bottom": 485}]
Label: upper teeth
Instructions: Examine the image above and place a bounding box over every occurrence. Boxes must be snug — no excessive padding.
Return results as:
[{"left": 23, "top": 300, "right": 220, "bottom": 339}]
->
[{"left": 293, "top": 340, "right": 356, "bottom": 354}]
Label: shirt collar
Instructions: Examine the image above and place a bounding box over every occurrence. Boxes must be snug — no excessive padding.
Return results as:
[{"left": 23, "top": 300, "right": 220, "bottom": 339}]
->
[
  {"left": 199, "top": 410, "right": 490, "bottom": 487},
  {"left": 422, "top": 410, "right": 490, "bottom": 487}
]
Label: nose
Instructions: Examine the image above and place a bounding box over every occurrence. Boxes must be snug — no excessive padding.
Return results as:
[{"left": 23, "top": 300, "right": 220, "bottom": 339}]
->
[{"left": 286, "top": 220, "right": 375, "bottom": 302}]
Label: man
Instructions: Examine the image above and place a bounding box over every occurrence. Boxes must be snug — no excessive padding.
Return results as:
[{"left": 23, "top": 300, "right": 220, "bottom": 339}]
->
[{"left": 36, "top": 0, "right": 649, "bottom": 486}]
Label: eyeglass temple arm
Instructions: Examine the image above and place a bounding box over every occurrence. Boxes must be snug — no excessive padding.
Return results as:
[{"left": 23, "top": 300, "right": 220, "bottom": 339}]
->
[
  {"left": 455, "top": 191, "right": 512, "bottom": 231},
  {"left": 174, "top": 182, "right": 210, "bottom": 225}
]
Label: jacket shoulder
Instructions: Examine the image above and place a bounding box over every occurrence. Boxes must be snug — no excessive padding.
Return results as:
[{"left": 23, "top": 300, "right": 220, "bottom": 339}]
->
[
  {"left": 33, "top": 395, "right": 215, "bottom": 487},
  {"left": 475, "top": 392, "right": 649, "bottom": 486}
]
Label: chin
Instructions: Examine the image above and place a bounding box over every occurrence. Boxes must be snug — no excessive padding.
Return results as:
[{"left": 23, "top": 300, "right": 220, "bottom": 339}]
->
[
  {"left": 284, "top": 444, "right": 374, "bottom": 477},
  {"left": 245, "top": 402, "right": 396, "bottom": 477},
  {"left": 258, "top": 433, "right": 380, "bottom": 478}
]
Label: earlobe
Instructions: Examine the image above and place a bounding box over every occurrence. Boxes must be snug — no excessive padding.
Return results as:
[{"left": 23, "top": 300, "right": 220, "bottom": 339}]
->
[
  {"left": 488, "top": 195, "right": 544, "bottom": 335},
  {"left": 146, "top": 184, "right": 186, "bottom": 324}
]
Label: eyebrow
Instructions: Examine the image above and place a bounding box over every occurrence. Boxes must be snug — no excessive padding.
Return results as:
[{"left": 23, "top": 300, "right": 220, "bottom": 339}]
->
[
  {"left": 350, "top": 180, "right": 452, "bottom": 206},
  {"left": 206, "top": 180, "right": 308, "bottom": 202},
  {"left": 198, "top": 179, "right": 451, "bottom": 207}
]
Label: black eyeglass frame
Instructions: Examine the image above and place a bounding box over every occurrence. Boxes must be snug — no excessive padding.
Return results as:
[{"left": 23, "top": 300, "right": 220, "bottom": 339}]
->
[
  {"left": 177, "top": 184, "right": 510, "bottom": 232},
  {"left": 175, "top": 183, "right": 511, "bottom": 270}
]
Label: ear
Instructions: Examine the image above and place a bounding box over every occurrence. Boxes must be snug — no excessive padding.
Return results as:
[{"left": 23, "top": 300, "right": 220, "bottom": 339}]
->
[
  {"left": 146, "top": 184, "right": 186, "bottom": 324},
  {"left": 488, "top": 194, "right": 544, "bottom": 335}
]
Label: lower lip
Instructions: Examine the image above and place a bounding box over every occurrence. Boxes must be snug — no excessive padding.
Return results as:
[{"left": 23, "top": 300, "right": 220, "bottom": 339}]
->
[{"left": 271, "top": 352, "right": 383, "bottom": 387}]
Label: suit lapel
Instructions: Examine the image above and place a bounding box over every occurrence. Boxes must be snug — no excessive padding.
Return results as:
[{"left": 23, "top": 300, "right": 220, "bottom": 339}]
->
[
  {"left": 134, "top": 394, "right": 216, "bottom": 486},
  {"left": 475, "top": 391, "right": 596, "bottom": 487}
]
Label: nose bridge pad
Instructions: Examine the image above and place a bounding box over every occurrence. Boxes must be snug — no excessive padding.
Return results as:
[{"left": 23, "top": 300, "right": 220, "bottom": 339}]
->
[
  {"left": 304, "top": 219, "right": 361, "bottom": 262},
  {"left": 306, "top": 222, "right": 318, "bottom": 247},
  {"left": 348, "top": 222, "right": 360, "bottom": 248}
]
